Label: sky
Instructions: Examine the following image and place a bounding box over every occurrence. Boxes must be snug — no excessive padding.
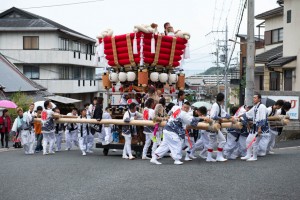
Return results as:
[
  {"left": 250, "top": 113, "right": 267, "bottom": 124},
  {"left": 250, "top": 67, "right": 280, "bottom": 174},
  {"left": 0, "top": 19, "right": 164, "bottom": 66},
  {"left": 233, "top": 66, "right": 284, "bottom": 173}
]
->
[{"left": 1, "top": 0, "right": 279, "bottom": 76}]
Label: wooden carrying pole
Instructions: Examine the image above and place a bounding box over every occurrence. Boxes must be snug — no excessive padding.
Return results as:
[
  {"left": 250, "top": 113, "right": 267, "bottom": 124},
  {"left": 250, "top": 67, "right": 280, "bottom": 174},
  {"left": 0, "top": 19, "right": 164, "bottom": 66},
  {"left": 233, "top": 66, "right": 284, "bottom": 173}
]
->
[{"left": 34, "top": 118, "right": 243, "bottom": 132}]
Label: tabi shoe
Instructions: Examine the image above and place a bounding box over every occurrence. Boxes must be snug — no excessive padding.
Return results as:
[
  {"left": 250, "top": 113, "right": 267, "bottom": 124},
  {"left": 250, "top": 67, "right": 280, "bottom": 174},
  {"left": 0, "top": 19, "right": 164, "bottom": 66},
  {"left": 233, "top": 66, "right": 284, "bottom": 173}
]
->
[
  {"left": 241, "top": 149, "right": 252, "bottom": 160},
  {"left": 246, "top": 156, "right": 257, "bottom": 161},
  {"left": 174, "top": 160, "right": 184, "bottom": 165},
  {"left": 102, "top": 141, "right": 110, "bottom": 146},
  {"left": 206, "top": 152, "right": 216, "bottom": 162},
  {"left": 184, "top": 154, "right": 193, "bottom": 161},
  {"left": 142, "top": 156, "right": 151, "bottom": 160},
  {"left": 43, "top": 152, "right": 48, "bottom": 155},
  {"left": 49, "top": 151, "right": 55, "bottom": 154},
  {"left": 122, "top": 155, "right": 129, "bottom": 159},
  {"left": 86, "top": 150, "right": 94, "bottom": 153},
  {"left": 267, "top": 151, "right": 275, "bottom": 155},
  {"left": 82, "top": 151, "right": 87, "bottom": 156},
  {"left": 189, "top": 154, "right": 197, "bottom": 159},
  {"left": 65, "top": 148, "right": 70, "bottom": 151},
  {"left": 150, "top": 158, "right": 162, "bottom": 165},
  {"left": 199, "top": 150, "right": 207, "bottom": 159},
  {"left": 129, "top": 156, "right": 135, "bottom": 160},
  {"left": 216, "top": 152, "right": 227, "bottom": 162}
]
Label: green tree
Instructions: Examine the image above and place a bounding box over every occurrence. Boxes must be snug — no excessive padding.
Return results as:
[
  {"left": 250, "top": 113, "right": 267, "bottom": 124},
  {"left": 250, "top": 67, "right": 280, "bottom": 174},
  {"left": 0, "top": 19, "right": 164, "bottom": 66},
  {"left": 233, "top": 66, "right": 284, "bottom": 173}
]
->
[{"left": 8, "top": 91, "right": 33, "bottom": 121}]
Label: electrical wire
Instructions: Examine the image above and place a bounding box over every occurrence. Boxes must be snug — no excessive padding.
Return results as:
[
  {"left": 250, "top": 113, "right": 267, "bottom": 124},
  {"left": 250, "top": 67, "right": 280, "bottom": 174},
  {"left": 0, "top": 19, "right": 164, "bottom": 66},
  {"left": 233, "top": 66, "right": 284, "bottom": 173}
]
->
[{"left": 0, "top": 0, "right": 104, "bottom": 11}]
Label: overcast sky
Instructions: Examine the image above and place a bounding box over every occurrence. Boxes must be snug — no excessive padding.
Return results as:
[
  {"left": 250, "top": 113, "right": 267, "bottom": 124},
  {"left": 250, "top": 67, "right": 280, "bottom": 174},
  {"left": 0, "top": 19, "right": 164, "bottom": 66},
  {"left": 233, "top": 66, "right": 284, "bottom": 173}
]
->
[{"left": 1, "top": 0, "right": 279, "bottom": 75}]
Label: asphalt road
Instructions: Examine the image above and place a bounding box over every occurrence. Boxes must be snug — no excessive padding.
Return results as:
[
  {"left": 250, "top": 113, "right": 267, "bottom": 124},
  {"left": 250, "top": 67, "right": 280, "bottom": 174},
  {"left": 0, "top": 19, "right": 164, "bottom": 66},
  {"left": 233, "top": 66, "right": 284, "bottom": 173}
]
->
[{"left": 0, "top": 140, "right": 300, "bottom": 200}]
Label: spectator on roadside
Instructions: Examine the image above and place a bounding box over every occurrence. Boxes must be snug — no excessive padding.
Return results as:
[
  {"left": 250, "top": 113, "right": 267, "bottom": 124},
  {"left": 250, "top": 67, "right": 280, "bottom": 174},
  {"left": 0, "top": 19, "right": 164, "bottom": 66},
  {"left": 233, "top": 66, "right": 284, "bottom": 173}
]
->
[
  {"left": 34, "top": 106, "right": 43, "bottom": 152},
  {"left": 0, "top": 109, "right": 11, "bottom": 148}
]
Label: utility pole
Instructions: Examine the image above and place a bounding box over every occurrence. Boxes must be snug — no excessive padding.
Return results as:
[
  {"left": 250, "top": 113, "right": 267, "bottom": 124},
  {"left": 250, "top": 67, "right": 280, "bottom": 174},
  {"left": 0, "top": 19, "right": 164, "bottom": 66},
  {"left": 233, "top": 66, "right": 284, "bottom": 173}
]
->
[
  {"left": 245, "top": 0, "right": 255, "bottom": 106},
  {"left": 216, "top": 40, "right": 220, "bottom": 93},
  {"left": 224, "top": 20, "right": 228, "bottom": 110}
]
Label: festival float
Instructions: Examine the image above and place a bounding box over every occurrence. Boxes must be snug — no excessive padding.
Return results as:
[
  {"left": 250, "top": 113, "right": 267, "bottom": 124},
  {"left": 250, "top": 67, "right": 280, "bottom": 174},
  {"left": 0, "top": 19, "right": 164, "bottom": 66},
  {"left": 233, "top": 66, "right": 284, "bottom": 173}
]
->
[{"left": 93, "top": 23, "right": 191, "bottom": 154}]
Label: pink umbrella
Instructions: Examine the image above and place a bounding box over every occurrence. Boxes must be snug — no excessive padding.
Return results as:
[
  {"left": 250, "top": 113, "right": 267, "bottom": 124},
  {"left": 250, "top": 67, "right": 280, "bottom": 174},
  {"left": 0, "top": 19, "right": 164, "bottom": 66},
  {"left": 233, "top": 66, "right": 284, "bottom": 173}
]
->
[{"left": 0, "top": 100, "right": 18, "bottom": 108}]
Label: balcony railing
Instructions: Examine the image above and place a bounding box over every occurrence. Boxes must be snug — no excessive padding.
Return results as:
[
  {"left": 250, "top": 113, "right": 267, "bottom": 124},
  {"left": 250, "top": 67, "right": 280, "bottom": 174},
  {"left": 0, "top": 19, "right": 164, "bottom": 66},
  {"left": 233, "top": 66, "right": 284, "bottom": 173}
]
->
[
  {"left": 34, "top": 79, "right": 100, "bottom": 94},
  {"left": 0, "top": 49, "right": 96, "bottom": 67}
]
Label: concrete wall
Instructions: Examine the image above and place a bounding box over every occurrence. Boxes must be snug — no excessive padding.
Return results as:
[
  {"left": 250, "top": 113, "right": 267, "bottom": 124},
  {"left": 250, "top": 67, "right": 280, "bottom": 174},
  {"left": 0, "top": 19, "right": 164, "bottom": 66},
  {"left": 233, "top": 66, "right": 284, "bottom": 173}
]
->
[
  {"left": 283, "top": 0, "right": 300, "bottom": 57},
  {"left": 0, "top": 31, "right": 58, "bottom": 49},
  {"left": 265, "top": 16, "right": 283, "bottom": 31}
]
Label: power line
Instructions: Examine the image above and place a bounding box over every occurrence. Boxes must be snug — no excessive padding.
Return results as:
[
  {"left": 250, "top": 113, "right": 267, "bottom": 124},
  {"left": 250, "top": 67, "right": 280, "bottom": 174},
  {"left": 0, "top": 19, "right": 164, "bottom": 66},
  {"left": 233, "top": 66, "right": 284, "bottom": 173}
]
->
[{"left": 0, "top": 0, "right": 104, "bottom": 11}]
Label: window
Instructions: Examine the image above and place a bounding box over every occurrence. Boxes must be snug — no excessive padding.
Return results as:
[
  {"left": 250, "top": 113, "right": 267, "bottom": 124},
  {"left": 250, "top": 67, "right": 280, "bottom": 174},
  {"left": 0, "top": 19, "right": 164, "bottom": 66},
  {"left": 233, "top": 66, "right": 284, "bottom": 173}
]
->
[
  {"left": 284, "top": 70, "right": 292, "bottom": 91},
  {"left": 23, "top": 65, "right": 39, "bottom": 79},
  {"left": 287, "top": 10, "right": 291, "bottom": 23},
  {"left": 86, "top": 68, "right": 94, "bottom": 80},
  {"left": 23, "top": 36, "right": 39, "bottom": 50},
  {"left": 72, "top": 67, "right": 81, "bottom": 80},
  {"left": 59, "top": 38, "right": 69, "bottom": 50},
  {"left": 73, "top": 41, "right": 81, "bottom": 52},
  {"left": 259, "top": 75, "right": 264, "bottom": 90},
  {"left": 270, "top": 72, "right": 280, "bottom": 91},
  {"left": 271, "top": 28, "right": 283, "bottom": 44},
  {"left": 59, "top": 66, "right": 70, "bottom": 79}
]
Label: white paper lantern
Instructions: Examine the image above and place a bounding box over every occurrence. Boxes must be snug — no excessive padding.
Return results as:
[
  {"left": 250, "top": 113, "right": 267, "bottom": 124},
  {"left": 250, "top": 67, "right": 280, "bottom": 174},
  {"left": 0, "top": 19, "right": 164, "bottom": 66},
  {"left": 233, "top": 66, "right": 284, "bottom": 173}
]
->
[
  {"left": 127, "top": 72, "right": 136, "bottom": 82},
  {"left": 118, "top": 72, "right": 127, "bottom": 82},
  {"left": 109, "top": 72, "right": 119, "bottom": 83},
  {"left": 150, "top": 72, "right": 159, "bottom": 82},
  {"left": 159, "top": 73, "right": 168, "bottom": 83},
  {"left": 169, "top": 73, "right": 178, "bottom": 85}
]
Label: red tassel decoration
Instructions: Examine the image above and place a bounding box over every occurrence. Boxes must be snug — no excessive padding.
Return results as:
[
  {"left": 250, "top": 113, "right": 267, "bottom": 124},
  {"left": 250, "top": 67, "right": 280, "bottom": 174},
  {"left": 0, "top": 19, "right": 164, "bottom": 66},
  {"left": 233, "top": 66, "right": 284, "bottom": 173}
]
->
[{"left": 112, "top": 86, "right": 115, "bottom": 92}]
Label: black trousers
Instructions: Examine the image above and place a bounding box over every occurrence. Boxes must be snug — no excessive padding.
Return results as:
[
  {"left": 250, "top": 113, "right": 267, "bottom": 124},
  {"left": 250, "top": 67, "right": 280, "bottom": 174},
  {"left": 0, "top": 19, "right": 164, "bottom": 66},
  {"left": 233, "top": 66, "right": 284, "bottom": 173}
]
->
[{"left": 1, "top": 132, "right": 9, "bottom": 147}]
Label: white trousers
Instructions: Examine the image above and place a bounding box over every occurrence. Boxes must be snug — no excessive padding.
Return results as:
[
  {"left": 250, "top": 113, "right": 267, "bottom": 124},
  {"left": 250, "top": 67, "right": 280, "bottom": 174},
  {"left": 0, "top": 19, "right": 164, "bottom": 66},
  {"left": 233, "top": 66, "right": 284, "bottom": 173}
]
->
[
  {"left": 43, "top": 131, "right": 55, "bottom": 153},
  {"left": 257, "top": 132, "right": 271, "bottom": 156},
  {"left": 154, "top": 130, "right": 183, "bottom": 161},
  {"left": 20, "top": 130, "right": 35, "bottom": 154},
  {"left": 237, "top": 136, "right": 247, "bottom": 157},
  {"left": 208, "top": 130, "right": 226, "bottom": 150},
  {"left": 78, "top": 134, "right": 88, "bottom": 152},
  {"left": 65, "top": 130, "right": 78, "bottom": 149},
  {"left": 55, "top": 133, "right": 62, "bottom": 151},
  {"left": 267, "top": 129, "right": 278, "bottom": 152},
  {"left": 87, "top": 134, "right": 94, "bottom": 151},
  {"left": 101, "top": 127, "right": 112, "bottom": 144},
  {"left": 223, "top": 132, "right": 239, "bottom": 159},
  {"left": 142, "top": 133, "right": 159, "bottom": 157},
  {"left": 122, "top": 133, "right": 133, "bottom": 157}
]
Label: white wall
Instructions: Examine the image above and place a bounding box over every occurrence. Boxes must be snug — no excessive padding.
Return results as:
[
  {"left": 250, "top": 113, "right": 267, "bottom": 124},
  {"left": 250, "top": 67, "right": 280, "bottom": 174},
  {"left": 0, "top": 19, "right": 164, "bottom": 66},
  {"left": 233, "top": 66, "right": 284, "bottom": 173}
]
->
[
  {"left": 265, "top": 16, "right": 283, "bottom": 31},
  {"left": 0, "top": 31, "right": 59, "bottom": 49},
  {"left": 283, "top": 0, "right": 300, "bottom": 57}
]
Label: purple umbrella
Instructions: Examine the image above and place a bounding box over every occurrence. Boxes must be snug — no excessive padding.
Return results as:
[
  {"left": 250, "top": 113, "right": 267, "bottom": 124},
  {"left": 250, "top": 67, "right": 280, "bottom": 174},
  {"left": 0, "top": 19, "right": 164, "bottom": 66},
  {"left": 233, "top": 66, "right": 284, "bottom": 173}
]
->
[{"left": 0, "top": 100, "right": 17, "bottom": 108}]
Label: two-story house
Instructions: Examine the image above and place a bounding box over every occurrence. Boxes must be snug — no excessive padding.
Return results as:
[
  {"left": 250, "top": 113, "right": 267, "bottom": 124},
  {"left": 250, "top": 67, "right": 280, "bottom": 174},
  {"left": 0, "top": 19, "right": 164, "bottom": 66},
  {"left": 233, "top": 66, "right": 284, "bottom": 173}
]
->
[
  {"left": 0, "top": 7, "right": 100, "bottom": 107},
  {"left": 255, "top": 0, "right": 299, "bottom": 92}
]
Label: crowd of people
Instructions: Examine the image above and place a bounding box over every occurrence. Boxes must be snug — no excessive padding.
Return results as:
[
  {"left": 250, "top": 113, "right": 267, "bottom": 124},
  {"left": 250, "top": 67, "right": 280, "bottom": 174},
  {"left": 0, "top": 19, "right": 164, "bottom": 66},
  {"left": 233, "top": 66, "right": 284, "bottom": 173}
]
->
[{"left": 0, "top": 90, "right": 292, "bottom": 165}]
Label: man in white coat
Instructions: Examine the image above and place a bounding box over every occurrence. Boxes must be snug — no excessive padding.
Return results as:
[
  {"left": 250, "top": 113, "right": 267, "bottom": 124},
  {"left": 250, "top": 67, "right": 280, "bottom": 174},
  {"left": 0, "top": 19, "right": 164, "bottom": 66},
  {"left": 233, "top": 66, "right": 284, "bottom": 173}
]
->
[
  {"left": 150, "top": 102, "right": 207, "bottom": 165},
  {"left": 207, "top": 93, "right": 231, "bottom": 162},
  {"left": 11, "top": 108, "right": 35, "bottom": 154},
  {"left": 241, "top": 93, "right": 269, "bottom": 161},
  {"left": 41, "top": 100, "right": 59, "bottom": 155},
  {"left": 77, "top": 109, "right": 91, "bottom": 156},
  {"left": 65, "top": 108, "right": 79, "bottom": 151}
]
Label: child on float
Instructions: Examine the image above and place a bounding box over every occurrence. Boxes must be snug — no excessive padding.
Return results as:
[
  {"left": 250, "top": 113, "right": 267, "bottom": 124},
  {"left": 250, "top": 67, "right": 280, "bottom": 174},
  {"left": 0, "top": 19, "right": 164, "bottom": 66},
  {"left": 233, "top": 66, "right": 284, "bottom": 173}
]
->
[{"left": 122, "top": 102, "right": 143, "bottom": 160}]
